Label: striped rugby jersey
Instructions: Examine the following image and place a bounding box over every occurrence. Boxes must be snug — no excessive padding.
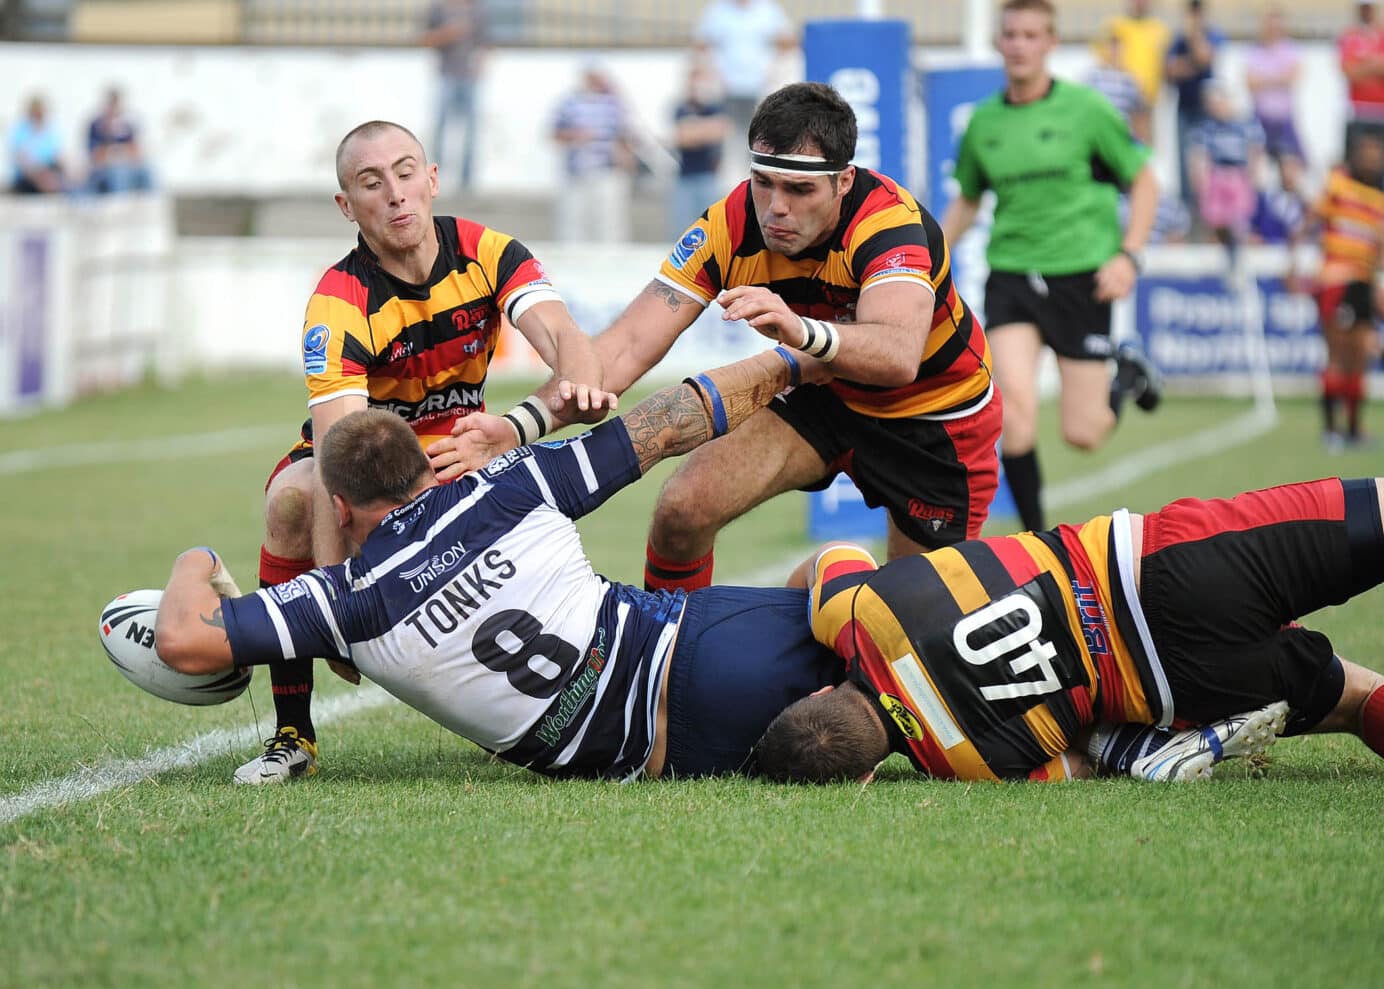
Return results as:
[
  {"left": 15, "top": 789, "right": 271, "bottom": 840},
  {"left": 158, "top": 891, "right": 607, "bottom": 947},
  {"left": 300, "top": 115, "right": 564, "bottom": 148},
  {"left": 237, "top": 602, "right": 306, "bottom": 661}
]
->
[
  {"left": 221, "top": 420, "right": 685, "bottom": 780},
  {"left": 808, "top": 515, "right": 1171, "bottom": 781},
  {"left": 656, "top": 170, "right": 992, "bottom": 420},
  {"left": 301, "top": 216, "right": 562, "bottom": 447},
  {"left": 1315, "top": 167, "right": 1384, "bottom": 282}
]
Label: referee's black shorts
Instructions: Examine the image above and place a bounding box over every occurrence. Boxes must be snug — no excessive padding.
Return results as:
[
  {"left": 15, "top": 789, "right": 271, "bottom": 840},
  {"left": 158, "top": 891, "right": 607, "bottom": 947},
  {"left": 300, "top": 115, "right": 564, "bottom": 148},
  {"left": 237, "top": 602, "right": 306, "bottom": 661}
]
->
[{"left": 984, "top": 269, "right": 1113, "bottom": 360}]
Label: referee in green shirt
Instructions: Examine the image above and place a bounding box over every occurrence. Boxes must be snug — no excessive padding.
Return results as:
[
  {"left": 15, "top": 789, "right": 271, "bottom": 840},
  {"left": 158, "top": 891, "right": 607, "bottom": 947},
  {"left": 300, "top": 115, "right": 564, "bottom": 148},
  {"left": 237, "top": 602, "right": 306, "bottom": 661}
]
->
[{"left": 943, "top": 0, "right": 1162, "bottom": 532}]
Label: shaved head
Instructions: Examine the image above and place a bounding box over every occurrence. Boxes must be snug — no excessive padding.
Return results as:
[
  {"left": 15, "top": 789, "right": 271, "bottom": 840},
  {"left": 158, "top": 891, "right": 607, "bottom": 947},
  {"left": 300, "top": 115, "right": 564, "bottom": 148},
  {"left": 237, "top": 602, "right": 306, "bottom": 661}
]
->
[{"left": 335, "top": 120, "right": 427, "bottom": 189}]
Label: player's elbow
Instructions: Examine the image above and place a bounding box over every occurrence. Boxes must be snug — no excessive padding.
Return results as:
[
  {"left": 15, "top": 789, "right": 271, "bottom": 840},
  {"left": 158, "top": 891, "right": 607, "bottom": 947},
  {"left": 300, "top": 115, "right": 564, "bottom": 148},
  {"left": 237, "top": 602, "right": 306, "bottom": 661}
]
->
[{"left": 155, "top": 618, "right": 224, "bottom": 676}]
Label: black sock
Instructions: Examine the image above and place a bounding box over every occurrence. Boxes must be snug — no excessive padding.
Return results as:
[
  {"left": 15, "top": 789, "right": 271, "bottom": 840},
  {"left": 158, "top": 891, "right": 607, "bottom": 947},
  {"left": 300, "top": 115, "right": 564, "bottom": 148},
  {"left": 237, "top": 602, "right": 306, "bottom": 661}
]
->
[
  {"left": 261, "top": 578, "right": 315, "bottom": 741},
  {"left": 1002, "top": 449, "right": 1044, "bottom": 532}
]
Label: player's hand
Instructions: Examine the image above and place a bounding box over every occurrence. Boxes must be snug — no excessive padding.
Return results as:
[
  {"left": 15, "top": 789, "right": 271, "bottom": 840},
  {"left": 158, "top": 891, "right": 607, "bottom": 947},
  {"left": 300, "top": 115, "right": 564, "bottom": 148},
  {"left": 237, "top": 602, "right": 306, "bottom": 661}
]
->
[
  {"left": 326, "top": 659, "right": 361, "bottom": 685},
  {"left": 426, "top": 413, "right": 519, "bottom": 482},
  {"left": 551, "top": 380, "right": 618, "bottom": 425},
  {"left": 717, "top": 286, "right": 806, "bottom": 346},
  {"left": 1094, "top": 252, "right": 1138, "bottom": 302}
]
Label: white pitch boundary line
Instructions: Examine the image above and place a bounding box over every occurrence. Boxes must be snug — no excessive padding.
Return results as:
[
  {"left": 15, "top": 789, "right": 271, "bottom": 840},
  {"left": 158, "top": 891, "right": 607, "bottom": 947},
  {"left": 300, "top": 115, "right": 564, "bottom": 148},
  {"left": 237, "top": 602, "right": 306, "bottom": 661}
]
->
[
  {"left": 0, "top": 688, "right": 395, "bottom": 827},
  {"left": 2, "top": 403, "right": 1277, "bottom": 826}
]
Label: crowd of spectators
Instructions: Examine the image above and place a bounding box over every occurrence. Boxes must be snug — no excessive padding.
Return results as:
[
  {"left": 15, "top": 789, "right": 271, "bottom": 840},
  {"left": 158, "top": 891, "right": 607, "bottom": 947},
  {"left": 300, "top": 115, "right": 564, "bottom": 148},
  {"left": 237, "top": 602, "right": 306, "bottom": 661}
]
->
[{"left": 6, "top": 86, "right": 152, "bottom": 197}]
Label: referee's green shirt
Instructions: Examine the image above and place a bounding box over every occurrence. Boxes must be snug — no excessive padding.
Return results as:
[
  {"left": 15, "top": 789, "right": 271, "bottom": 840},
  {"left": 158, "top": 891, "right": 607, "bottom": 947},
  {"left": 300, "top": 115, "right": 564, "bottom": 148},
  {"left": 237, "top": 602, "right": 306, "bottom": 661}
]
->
[{"left": 953, "top": 79, "right": 1151, "bottom": 276}]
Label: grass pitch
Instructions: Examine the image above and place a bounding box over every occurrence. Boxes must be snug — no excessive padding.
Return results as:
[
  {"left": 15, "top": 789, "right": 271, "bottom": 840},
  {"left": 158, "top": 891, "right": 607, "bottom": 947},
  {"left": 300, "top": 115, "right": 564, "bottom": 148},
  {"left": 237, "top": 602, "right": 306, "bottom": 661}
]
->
[{"left": 2, "top": 373, "right": 1382, "bottom": 988}]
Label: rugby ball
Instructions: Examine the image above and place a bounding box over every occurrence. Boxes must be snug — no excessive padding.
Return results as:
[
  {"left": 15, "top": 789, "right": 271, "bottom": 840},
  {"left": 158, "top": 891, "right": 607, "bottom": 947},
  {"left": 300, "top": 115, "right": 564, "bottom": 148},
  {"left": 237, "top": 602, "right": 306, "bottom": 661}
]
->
[{"left": 98, "top": 589, "right": 252, "bottom": 706}]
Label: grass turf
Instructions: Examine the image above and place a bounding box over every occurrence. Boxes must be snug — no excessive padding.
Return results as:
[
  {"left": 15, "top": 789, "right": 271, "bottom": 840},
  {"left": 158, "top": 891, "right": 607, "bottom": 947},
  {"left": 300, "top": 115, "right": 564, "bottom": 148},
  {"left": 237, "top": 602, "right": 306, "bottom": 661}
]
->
[{"left": 1, "top": 373, "right": 1381, "bottom": 988}]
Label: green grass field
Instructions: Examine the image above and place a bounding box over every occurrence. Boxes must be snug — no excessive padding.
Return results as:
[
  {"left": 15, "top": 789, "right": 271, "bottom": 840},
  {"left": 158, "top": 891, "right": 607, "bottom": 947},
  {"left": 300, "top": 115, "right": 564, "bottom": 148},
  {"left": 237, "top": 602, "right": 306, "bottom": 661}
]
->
[{"left": 2, "top": 373, "right": 1382, "bottom": 988}]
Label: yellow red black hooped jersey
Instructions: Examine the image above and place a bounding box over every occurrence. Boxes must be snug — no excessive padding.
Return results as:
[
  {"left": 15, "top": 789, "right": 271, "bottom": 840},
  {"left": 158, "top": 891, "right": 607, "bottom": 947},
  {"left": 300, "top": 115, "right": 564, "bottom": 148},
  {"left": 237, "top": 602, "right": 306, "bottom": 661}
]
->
[
  {"left": 809, "top": 517, "right": 1171, "bottom": 781},
  {"left": 656, "top": 170, "right": 992, "bottom": 419},
  {"left": 301, "top": 216, "right": 561, "bottom": 442},
  {"left": 1315, "top": 167, "right": 1384, "bottom": 281}
]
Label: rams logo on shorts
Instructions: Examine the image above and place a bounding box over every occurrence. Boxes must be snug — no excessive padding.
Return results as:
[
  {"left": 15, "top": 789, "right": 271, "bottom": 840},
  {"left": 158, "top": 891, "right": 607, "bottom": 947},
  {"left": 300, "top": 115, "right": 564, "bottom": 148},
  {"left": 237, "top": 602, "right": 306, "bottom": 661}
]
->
[
  {"left": 669, "top": 227, "right": 707, "bottom": 270},
  {"left": 879, "top": 693, "right": 924, "bottom": 741},
  {"left": 303, "top": 324, "right": 331, "bottom": 375}
]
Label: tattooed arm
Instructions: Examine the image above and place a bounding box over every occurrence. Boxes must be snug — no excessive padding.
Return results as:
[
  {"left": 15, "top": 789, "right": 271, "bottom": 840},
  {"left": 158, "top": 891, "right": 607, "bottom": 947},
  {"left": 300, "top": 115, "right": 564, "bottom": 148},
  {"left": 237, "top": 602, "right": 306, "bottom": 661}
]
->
[
  {"left": 155, "top": 548, "right": 236, "bottom": 675},
  {"left": 594, "top": 279, "right": 705, "bottom": 397},
  {"left": 622, "top": 348, "right": 830, "bottom": 474}
]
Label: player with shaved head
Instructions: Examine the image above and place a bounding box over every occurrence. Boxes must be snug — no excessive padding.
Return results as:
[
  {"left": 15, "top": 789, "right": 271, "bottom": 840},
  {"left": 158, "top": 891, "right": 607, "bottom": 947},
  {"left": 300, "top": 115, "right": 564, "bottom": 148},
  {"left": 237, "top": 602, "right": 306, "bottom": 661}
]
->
[{"left": 237, "top": 119, "right": 608, "bottom": 784}]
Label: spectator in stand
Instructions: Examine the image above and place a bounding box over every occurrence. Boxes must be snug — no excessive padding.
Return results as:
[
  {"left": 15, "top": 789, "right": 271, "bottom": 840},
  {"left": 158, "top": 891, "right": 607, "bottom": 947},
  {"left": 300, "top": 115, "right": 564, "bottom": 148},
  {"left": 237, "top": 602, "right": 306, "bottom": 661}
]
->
[
  {"left": 1167, "top": 0, "right": 1225, "bottom": 225},
  {"left": 86, "top": 87, "right": 152, "bottom": 195},
  {"left": 694, "top": 0, "right": 795, "bottom": 174},
  {"left": 8, "top": 94, "right": 65, "bottom": 195},
  {"left": 1245, "top": 7, "right": 1304, "bottom": 195},
  {"left": 1101, "top": 0, "right": 1170, "bottom": 133},
  {"left": 1087, "top": 28, "right": 1151, "bottom": 144},
  {"left": 552, "top": 64, "right": 634, "bottom": 244},
  {"left": 421, "top": 0, "right": 485, "bottom": 192},
  {"left": 1340, "top": 1, "right": 1384, "bottom": 155},
  {"left": 668, "top": 58, "right": 730, "bottom": 240},
  {"left": 1188, "top": 79, "right": 1265, "bottom": 272}
]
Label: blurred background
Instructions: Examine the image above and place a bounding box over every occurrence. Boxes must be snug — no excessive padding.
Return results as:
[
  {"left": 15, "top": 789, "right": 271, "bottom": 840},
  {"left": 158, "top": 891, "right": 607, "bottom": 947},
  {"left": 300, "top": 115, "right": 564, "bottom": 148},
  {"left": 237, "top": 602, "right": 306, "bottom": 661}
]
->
[{"left": 0, "top": 0, "right": 1369, "bottom": 432}]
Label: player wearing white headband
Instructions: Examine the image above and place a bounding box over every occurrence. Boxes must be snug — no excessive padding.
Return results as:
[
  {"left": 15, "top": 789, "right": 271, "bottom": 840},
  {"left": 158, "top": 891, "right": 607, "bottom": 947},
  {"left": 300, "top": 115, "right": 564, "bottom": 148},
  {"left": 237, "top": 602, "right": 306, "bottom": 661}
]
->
[{"left": 430, "top": 81, "right": 1001, "bottom": 591}]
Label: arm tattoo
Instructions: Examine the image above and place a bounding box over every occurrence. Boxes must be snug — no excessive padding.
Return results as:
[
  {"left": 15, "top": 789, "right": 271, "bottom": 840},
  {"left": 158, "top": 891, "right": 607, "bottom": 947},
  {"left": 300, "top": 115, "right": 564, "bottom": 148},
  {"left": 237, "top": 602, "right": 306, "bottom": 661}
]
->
[
  {"left": 624, "top": 384, "right": 713, "bottom": 473},
  {"left": 200, "top": 606, "right": 229, "bottom": 642},
  {"left": 644, "top": 280, "right": 694, "bottom": 313}
]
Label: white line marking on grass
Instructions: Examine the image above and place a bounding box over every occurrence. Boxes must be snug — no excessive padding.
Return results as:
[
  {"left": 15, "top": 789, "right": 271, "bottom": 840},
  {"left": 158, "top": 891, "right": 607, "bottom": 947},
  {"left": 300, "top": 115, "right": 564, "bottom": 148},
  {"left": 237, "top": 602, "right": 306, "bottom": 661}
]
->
[
  {"left": 0, "top": 687, "right": 394, "bottom": 826},
  {"left": 1045, "top": 404, "right": 1278, "bottom": 510},
  {"left": 0, "top": 425, "right": 285, "bottom": 475}
]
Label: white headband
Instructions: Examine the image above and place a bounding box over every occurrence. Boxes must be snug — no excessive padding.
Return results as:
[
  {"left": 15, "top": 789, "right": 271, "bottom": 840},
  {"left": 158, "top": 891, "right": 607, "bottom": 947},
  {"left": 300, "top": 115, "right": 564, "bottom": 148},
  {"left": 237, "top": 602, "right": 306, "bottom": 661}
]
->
[{"left": 749, "top": 151, "right": 852, "bottom": 175}]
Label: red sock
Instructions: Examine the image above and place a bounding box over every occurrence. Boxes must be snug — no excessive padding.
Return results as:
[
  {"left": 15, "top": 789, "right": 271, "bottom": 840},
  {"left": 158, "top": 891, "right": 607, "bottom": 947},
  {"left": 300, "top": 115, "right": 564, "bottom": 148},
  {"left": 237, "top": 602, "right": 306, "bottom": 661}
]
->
[
  {"left": 259, "top": 546, "right": 317, "bottom": 740},
  {"left": 643, "top": 542, "right": 714, "bottom": 593},
  {"left": 1361, "top": 684, "right": 1384, "bottom": 759}
]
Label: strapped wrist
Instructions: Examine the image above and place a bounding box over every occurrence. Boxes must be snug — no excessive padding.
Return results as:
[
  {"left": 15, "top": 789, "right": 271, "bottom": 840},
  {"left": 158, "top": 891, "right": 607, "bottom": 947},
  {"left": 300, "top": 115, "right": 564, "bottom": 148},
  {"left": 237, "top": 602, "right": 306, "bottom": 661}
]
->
[{"left": 501, "top": 394, "right": 555, "bottom": 446}]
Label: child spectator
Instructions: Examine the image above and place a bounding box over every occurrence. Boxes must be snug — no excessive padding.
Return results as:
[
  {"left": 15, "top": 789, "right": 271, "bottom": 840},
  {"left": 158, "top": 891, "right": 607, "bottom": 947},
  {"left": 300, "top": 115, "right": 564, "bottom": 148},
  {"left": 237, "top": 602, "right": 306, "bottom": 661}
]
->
[{"left": 1188, "top": 79, "right": 1265, "bottom": 266}]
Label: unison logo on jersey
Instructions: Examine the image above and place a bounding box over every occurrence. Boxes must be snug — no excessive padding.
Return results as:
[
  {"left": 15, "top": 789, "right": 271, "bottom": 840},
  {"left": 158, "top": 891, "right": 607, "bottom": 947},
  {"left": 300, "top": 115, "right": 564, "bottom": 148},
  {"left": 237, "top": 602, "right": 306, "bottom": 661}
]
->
[
  {"left": 879, "top": 693, "right": 924, "bottom": 741},
  {"left": 398, "top": 539, "right": 467, "bottom": 594},
  {"left": 303, "top": 324, "right": 330, "bottom": 375}
]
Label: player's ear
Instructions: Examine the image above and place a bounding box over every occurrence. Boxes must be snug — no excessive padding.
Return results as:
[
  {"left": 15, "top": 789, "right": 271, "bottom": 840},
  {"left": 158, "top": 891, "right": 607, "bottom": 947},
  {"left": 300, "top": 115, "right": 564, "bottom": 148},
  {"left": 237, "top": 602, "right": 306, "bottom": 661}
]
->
[
  {"left": 810, "top": 683, "right": 837, "bottom": 697},
  {"left": 335, "top": 191, "right": 353, "bottom": 221},
  {"left": 332, "top": 493, "right": 352, "bottom": 531},
  {"left": 836, "top": 166, "right": 855, "bottom": 198}
]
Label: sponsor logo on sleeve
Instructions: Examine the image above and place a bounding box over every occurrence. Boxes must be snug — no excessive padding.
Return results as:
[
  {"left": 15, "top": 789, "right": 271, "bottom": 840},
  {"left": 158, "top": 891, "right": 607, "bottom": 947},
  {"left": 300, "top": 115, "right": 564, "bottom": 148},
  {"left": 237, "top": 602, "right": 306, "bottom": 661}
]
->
[
  {"left": 536, "top": 430, "right": 592, "bottom": 450},
  {"left": 668, "top": 227, "right": 707, "bottom": 271},
  {"left": 268, "top": 578, "right": 310, "bottom": 605},
  {"left": 303, "top": 324, "right": 331, "bottom": 376},
  {"left": 879, "top": 693, "right": 924, "bottom": 741},
  {"left": 480, "top": 446, "right": 533, "bottom": 479}
]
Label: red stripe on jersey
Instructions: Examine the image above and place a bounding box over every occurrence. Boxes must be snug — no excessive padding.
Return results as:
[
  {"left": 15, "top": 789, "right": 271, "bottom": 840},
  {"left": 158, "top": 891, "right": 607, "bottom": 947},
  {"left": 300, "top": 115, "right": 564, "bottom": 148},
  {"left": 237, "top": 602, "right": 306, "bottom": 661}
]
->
[
  {"left": 341, "top": 358, "right": 368, "bottom": 376},
  {"left": 1067, "top": 684, "right": 1094, "bottom": 724},
  {"left": 455, "top": 217, "right": 485, "bottom": 261},
  {"left": 723, "top": 181, "right": 751, "bottom": 255},
  {"left": 316, "top": 267, "right": 368, "bottom": 310},
  {"left": 820, "top": 556, "right": 876, "bottom": 585},
  {"left": 497, "top": 256, "right": 546, "bottom": 302},
  {"left": 841, "top": 620, "right": 956, "bottom": 778},
  {"left": 986, "top": 535, "right": 1044, "bottom": 584},
  {"left": 1092, "top": 649, "right": 1126, "bottom": 723},
  {"left": 1142, "top": 479, "right": 1346, "bottom": 555},
  {"left": 372, "top": 332, "right": 493, "bottom": 382}
]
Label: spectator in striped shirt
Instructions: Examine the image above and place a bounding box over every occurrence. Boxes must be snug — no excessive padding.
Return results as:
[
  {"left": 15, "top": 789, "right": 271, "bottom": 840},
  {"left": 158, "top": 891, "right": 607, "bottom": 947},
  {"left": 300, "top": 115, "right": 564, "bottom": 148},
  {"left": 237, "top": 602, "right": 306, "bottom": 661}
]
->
[{"left": 552, "top": 65, "right": 635, "bottom": 243}]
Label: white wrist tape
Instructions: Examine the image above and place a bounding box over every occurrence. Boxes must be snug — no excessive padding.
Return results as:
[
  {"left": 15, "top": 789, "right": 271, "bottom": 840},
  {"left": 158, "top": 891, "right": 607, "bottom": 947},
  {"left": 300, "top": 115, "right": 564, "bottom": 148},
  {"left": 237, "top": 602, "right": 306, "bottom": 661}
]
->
[
  {"left": 502, "top": 394, "right": 555, "bottom": 446},
  {"left": 797, "top": 317, "right": 841, "bottom": 362}
]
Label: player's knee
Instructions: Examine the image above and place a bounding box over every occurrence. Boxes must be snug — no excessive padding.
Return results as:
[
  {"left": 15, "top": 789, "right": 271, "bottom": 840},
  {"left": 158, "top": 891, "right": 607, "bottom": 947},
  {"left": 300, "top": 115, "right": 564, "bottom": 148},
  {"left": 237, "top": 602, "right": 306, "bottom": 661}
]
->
[
  {"left": 1061, "top": 416, "right": 1110, "bottom": 451},
  {"left": 650, "top": 483, "right": 719, "bottom": 549}
]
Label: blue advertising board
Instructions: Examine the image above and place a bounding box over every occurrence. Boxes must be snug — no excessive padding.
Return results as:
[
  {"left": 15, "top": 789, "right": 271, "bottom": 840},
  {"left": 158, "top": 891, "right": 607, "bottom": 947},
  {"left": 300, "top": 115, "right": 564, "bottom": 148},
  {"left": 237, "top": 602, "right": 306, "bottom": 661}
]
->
[
  {"left": 1133, "top": 275, "right": 1323, "bottom": 376},
  {"left": 803, "top": 18, "right": 910, "bottom": 182}
]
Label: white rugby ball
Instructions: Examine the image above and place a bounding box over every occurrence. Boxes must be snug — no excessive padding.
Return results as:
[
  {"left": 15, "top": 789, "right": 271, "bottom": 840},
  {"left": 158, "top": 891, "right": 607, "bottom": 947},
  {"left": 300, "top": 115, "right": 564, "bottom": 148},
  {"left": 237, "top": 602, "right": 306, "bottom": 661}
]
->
[{"left": 98, "top": 588, "right": 252, "bottom": 706}]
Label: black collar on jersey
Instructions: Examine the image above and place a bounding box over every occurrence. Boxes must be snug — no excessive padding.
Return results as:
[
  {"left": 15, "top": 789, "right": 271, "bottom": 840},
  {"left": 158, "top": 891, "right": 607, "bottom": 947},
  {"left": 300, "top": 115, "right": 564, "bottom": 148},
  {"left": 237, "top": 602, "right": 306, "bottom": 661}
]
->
[
  {"left": 750, "top": 151, "right": 852, "bottom": 175},
  {"left": 1001, "top": 77, "right": 1057, "bottom": 106}
]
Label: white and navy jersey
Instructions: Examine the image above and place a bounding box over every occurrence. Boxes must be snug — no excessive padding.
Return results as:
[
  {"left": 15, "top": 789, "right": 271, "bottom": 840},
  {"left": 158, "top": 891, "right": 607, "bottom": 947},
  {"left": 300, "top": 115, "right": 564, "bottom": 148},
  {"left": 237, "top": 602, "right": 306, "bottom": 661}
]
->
[{"left": 221, "top": 420, "right": 685, "bottom": 780}]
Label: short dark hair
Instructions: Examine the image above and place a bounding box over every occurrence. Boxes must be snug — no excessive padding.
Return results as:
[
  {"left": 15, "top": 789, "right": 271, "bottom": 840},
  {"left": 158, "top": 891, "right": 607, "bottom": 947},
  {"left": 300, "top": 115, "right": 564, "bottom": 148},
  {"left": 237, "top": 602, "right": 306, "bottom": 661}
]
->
[
  {"left": 1001, "top": 0, "right": 1057, "bottom": 29},
  {"left": 335, "top": 120, "right": 426, "bottom": 189},
  {"left": 318, "top": 409, "right": 431, "bottom": 507},
  {"left": 754, "top": 682, "right": 890, "bottom": 783},
  {"left": 748, "top": 82, "right": 857, "bottom": 165}
]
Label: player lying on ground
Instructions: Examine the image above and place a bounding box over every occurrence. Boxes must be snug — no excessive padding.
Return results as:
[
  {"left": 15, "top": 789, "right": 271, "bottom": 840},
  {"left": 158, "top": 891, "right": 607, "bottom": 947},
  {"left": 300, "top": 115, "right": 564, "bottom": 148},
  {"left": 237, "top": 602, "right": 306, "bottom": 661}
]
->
[
  {"left": 151, "top": 342, "right": 1276, "bottom": 783},
  {"left": 754, "top": 479, "right": 1384, "bottom": 783},
  {"left": 157, "top": 347, "right": 859, "bottom": 780}
]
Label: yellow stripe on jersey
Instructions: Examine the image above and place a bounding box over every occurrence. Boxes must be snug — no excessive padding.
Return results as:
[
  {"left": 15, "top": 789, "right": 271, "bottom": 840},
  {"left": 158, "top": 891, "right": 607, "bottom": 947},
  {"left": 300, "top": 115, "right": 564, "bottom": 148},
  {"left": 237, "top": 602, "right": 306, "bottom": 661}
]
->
[{"left": 924, "top": 546, "right": 989, "bottom": 613}]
